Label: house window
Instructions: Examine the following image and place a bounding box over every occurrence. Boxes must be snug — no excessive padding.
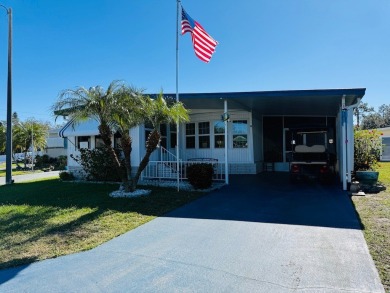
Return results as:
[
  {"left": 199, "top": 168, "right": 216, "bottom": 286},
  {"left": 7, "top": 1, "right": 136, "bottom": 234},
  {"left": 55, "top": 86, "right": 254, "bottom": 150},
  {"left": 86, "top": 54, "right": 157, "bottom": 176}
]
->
[
  {"left": 114, "top": 132, "right": 122, "bottom": 149},
  {"left": 160, "top": 124, "right": 167, "bottom": 149},
  {"left": 214, "top": 121, "right": 225, "bottom": 148},
  {"left": 170, "top": 124, "right": 177, "bottom": 148},
  {"left": 76, "top": 136, "right": 90, "bottom": 150},
  {"left": 232, "top": 120, "right": 248, "bottom": 148},
  {"left": 198, "top": 122, "right": 210, "bottom": 148},
  {"left": 186, "top": 123, "right": 195, "bottom": 149},
  {"left": 95, "top": 135, "right": 105, "bottom": 148}
]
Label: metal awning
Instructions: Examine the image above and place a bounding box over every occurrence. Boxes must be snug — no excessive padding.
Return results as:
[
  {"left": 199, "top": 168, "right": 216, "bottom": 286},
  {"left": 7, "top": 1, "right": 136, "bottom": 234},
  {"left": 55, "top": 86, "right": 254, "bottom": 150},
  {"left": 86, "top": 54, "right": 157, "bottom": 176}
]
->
[
  {"left": 59, "top": 119, "right": 100, "bottom": 137},
  {"left": 161, "top": 88, "right": 366, "bottom": 116}
]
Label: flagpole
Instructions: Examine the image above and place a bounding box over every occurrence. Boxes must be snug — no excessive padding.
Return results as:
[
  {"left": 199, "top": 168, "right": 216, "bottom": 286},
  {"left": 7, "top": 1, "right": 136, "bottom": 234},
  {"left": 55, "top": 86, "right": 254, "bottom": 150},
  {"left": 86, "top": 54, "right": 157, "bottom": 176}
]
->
[{"left": 176, "top": 0, "right": 181, "bottom": 191}]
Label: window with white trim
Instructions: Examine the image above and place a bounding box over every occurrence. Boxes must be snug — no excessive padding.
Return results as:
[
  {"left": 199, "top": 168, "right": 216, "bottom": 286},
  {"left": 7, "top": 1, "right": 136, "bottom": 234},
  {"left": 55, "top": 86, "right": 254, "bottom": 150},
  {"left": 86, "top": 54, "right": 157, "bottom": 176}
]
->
[
  {"left": 198, "top": 122, "right": 210, "bottom": 149},
  {"left": 76, "top": 136, "right": 90, "bottom": 150},
  {"left": 232, "top": 120, "right": 248, "bottom": 148},
  {"left": 214, "top": 121, "right": 225, "bottom": 148},
  {"left": 186, "top": 123, "right": 195, "bottom": 149}
]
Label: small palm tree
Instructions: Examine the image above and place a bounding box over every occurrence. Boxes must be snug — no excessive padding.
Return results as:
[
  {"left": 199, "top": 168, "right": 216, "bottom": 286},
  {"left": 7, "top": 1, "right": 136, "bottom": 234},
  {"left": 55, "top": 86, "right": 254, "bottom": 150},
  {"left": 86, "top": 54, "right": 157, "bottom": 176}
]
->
[
  {"left": 111, "top": 86, "right": 145, "bottom": 190},
  {"left": 13, "top": 119, "right": 50, "bottom": 168},
  {"left": 53, "top": 81, "right": 189, "bottom": 192},
  {"left": 0, "top": 121, "right": 6, "bottom": 154},
  {"left": 53, "top": 81, "right": 125, "bottom": 179},
  {"left": 130, "top": 92, "right": 189, "bottom": 190}
]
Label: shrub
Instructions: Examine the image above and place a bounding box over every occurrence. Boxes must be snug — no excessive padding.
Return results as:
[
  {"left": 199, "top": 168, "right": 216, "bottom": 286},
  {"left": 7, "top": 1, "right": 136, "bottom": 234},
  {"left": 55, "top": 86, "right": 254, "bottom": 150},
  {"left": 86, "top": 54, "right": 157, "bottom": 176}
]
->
[
  {"left": 70, "top": 147, "right": 123, "bottom": 182},
  {"left": 59, "top": 171, "right": 75, "bottom": 181},
  {"left": 34, "top": 155, "right": 67, "bottom": 170},
  {"left": 354, "top": 128, "right": 383, "bottom": 171},
  {"left": 187, "top": 163, "right": 213, "bottom": 189},
  {"left": 56, "top": 156, "right": 67, "bottom": 170},
  {"left": 34, "top": 154, "right": 50, "bottom": 169}
]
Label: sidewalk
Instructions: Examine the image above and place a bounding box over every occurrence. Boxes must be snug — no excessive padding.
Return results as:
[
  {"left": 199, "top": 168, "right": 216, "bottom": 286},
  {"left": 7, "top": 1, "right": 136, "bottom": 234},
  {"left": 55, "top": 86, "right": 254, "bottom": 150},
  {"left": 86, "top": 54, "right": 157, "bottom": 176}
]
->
[{"left": 0, "top": 171, "right": 60, "bottom": 185}]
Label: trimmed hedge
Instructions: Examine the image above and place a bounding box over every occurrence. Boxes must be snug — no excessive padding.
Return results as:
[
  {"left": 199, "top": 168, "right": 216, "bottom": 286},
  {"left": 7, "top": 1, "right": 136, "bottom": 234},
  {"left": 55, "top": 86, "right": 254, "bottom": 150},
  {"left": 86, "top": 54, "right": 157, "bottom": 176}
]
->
[
  {"left": 59, "top": 171, "right": 75, "bottom": 181},
  {"left": 187, "top": 163, "right": 213, "bottom": 189}
]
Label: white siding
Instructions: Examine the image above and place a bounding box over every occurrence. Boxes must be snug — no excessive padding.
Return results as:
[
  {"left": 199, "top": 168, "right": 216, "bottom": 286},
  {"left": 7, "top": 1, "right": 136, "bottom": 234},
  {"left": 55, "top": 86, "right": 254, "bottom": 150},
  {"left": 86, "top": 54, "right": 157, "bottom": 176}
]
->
[{"left": 179, "top": 109, "right": 253, "bottom": 164}]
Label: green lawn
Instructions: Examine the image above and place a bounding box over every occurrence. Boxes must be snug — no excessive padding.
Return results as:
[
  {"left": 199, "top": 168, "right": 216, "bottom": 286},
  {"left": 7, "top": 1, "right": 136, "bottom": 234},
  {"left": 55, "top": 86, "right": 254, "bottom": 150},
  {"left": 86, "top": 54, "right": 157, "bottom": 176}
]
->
[
  {"left": 352, "top": 162, "right": 390, "bottom": 291},
  {"left": 0, "top": 179, "right": 203, "bottom": 269}
]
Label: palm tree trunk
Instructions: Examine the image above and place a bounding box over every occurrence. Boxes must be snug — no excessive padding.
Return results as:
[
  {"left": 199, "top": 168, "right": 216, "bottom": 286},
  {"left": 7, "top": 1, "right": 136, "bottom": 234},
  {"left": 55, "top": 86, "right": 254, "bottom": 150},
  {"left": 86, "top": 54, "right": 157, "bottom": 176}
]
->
[
  {"left": 120, "top": 133, "right": 133, "bottom": 192},
  {"left": 98, "top": 123, "right": 124, "bottom": 183},
  {"left": 131, "top": 129, "right": 160, "bottom": 191}
]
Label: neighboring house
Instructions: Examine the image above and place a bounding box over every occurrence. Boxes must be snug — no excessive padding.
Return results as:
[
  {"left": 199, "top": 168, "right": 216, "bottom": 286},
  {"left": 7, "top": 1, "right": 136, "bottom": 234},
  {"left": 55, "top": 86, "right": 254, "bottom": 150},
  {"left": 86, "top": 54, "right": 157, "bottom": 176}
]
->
[
  {"left": 59, "top": 88, "right": 366, "bottom": 190},
  {"left": 43, "top": 128, "right": 67, "bottom": 158},
  {"left": 378, "top": 126, "right": 390, "bottom": 161}
]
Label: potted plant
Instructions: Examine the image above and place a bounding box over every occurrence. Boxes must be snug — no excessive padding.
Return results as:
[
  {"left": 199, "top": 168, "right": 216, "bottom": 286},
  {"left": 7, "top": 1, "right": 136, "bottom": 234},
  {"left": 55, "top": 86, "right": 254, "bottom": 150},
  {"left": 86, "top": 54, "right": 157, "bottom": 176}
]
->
[{"left": 354, "top": 128, "right": 383, "bottom": 186}]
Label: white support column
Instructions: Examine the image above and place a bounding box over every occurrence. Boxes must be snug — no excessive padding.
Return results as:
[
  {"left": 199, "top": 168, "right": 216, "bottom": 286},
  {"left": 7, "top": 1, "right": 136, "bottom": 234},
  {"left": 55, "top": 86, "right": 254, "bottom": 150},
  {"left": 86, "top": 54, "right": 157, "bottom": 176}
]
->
[
  {"left": 347, "top": 108, "right": 354, "bottom": 184},
  {"left": 342, "top": 96, "right": 347, "bottom": 191},
  {"left": 224, "top": 99, "right": 229, "bottom": 184}
]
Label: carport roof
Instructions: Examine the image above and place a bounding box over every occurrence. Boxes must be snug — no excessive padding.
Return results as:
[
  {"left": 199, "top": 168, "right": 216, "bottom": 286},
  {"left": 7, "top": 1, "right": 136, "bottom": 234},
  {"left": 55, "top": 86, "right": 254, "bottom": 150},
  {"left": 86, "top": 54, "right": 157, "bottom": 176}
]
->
[{"left": 161, "top": 88, "right": 366, "bottom": 116}]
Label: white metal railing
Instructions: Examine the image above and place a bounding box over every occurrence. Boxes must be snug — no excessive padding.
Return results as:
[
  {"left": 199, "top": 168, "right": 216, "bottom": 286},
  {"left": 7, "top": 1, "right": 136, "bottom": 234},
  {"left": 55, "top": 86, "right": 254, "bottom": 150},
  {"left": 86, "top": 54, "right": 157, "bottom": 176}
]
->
[
  {"left": 160, "top": 146, "right": 178, "bottom": 162},
  {"left": 142, "top": 160, "right": 225, "bottom": 181}
]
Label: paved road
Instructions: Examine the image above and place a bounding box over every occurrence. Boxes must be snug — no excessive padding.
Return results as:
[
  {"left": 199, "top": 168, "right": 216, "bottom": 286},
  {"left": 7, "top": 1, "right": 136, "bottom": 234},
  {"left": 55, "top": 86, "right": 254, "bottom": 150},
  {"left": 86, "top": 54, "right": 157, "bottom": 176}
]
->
[
  {"left": 0, "top": 173, "right": 385, "bottom": 292},
  {"left": 0, "top": 171, "right": 60, "bottom": 185}
]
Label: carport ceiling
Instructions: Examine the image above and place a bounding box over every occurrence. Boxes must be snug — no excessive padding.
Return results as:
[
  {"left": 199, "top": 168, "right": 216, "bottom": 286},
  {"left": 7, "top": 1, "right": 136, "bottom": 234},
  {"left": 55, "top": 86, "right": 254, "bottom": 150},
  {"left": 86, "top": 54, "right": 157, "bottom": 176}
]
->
[{"left": 162, "top": 88, "right": 366, "bottom": 116}]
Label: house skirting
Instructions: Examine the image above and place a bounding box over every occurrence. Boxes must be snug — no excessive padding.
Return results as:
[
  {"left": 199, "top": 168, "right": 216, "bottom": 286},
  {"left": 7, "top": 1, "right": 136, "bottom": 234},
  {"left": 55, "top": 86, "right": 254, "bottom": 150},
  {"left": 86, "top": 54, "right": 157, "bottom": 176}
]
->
[{"left": 229, "top": 163, "right": 257, "bottom": 174}]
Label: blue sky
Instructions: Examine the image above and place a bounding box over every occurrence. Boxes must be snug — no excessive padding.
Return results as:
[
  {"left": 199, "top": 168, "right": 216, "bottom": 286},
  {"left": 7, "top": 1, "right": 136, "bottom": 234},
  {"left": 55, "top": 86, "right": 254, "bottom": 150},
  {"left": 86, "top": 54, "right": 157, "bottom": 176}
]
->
[{"left": 0, "top": 0, "right": 389, "bottom": 125}]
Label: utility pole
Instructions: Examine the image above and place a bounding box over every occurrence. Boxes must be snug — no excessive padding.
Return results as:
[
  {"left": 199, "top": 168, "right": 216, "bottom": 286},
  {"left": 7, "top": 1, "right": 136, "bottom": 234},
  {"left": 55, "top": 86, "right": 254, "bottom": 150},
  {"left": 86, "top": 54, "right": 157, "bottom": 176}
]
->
[{"left": 1, "top": 4, "right": 13, "bottom": 184}]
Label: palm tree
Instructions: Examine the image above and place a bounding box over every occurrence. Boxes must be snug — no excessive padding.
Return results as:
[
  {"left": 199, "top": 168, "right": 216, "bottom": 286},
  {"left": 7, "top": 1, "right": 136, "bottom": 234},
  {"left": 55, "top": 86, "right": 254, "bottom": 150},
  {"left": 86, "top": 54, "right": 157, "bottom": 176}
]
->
[
  {"left": 53, "top": 82, "right": 189, "bottom": 192},
  {"left": 111, "top": 89, "right": 189, "bottom": 191},
  {"left": 53, "top": 81, "right": 125, "bottom": 179},
  {"left": 13, "top": 119, "right": 50, "bottom": 168},
  {"left": 130, "top": 92, "right": 189, "bottom": 190},
  {"left": 111, "top": 86, "right": 145, "bottom": 190},
  {"left": 0, "top": 121, "right": 6, "bottom": 154}
]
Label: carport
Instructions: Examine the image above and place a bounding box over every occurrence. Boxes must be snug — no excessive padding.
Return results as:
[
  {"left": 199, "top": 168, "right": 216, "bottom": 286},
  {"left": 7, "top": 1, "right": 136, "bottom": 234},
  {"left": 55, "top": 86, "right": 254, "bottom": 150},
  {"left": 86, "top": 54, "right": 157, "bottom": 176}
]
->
[{"left": 164, "top": 88, "right": 366, "bottom": 190}]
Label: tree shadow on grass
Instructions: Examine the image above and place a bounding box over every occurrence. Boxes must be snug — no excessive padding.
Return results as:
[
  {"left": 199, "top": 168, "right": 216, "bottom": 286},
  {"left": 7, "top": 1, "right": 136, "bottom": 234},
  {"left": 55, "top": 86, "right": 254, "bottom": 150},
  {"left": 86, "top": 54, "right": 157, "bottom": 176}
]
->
[
  {"left": 0, "top": 179, "right": 204, "bottom": 272},
  {"left": 0, "top": 179, "right": 201, "bottom": 216}
]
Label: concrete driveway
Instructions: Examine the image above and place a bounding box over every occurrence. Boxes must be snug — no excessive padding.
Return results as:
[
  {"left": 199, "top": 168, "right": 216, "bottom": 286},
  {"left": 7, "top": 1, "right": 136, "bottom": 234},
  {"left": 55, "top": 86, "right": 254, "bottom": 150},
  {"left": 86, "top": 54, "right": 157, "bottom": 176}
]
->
[{"left": 0, "top": 173, "right": 384, "bottom": 292}]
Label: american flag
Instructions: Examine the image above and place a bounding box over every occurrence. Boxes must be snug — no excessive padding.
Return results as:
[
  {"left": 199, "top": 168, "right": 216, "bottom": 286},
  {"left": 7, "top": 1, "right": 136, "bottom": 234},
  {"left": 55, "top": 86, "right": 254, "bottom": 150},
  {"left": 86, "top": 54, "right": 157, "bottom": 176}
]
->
[{"left": 181, "top": 7, "right": 218, "bottom": 63}]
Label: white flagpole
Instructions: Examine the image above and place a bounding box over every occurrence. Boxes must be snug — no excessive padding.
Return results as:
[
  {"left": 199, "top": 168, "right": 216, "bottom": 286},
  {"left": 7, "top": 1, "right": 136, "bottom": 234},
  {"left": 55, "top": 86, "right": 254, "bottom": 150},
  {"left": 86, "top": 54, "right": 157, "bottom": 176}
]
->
[{"left": 176, "top": 0, "right": 181, "bottom": 191}]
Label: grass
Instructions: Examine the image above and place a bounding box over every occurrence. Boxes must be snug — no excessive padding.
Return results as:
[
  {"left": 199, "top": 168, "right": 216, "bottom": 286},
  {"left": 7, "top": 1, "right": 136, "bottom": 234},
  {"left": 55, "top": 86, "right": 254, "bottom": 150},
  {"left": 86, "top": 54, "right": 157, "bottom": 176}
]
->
[
  {"left": 0, "top": 178, "right": 204, "bottom": 269},
  {"left": 352, "top": 161, "right": 390, "bottom": 291}
]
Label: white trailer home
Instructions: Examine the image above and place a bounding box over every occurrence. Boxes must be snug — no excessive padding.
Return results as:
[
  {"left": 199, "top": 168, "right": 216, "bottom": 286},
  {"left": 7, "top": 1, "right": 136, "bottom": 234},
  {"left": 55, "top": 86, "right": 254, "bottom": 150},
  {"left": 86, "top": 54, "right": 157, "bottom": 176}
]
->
[{"left": 59, "top": 88, "right": 366, "bottom": 190}]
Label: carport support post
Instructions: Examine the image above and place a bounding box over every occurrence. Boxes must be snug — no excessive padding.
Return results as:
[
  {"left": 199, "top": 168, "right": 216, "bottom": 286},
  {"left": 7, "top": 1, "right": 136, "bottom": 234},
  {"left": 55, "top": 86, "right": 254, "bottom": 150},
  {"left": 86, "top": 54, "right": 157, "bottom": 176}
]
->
[
  {"left": 342, "top": 96, "right": 347, "bottom": 191},
  {"left": 224, "top": 99, "right": 229, "bottom": 184}
]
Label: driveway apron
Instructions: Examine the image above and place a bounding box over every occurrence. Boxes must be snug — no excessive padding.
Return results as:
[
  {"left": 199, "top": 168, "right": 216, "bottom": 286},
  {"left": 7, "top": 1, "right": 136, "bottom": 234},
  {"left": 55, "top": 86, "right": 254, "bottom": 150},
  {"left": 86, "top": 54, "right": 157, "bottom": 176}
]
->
[{"left": 0, "top": 173, "right": 385, "bottom": 292}]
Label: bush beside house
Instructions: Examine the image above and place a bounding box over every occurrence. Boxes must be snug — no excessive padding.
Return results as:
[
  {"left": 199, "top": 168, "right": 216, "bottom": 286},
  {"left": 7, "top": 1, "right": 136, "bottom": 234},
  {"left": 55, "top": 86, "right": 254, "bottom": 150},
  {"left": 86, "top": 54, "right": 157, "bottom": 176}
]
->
[{"left": 187, "top": 163, "right": 213, "bottom": 189}]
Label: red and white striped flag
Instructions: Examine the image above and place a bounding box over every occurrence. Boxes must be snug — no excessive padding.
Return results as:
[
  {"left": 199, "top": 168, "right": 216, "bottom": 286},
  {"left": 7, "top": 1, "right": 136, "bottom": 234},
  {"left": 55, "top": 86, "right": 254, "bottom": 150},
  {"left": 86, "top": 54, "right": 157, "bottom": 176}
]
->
[{"left": 181, "top": 7, "right": 218, "bottom": 63}]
